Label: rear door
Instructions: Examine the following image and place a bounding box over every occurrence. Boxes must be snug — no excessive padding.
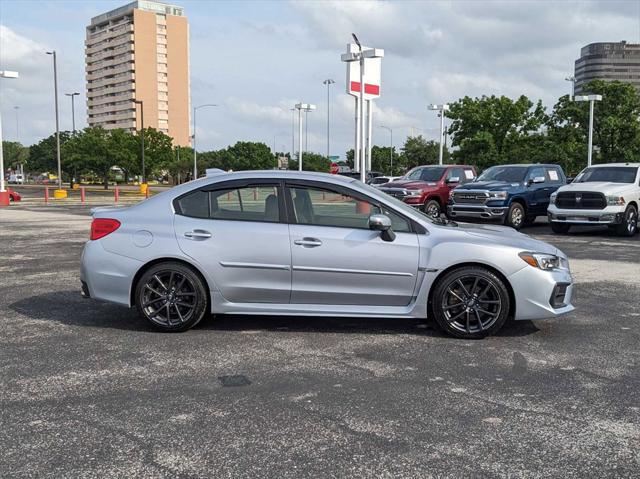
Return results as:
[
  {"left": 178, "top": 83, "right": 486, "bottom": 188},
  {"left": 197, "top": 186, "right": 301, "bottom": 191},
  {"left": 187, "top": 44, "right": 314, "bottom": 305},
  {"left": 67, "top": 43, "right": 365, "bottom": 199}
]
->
[
  {"left": 285, "top": 180, "right": 420, "bottom": 306},
  {"left": 173, "top": 180, "right": 291, "bottom": 304}
]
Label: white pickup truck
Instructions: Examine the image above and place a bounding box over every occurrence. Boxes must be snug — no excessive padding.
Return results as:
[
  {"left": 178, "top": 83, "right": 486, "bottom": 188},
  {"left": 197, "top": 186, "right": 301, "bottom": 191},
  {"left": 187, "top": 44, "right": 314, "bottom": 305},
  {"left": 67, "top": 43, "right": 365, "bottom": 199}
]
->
[{"left": 547, "top": 163, "right": 639, "bottom": 237}]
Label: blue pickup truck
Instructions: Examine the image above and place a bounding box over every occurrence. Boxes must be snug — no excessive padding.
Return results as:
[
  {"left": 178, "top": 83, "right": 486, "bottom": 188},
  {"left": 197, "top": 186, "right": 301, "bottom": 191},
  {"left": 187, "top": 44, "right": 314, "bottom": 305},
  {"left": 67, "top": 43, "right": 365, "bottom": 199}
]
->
[{"left": 447, "top": 164, "right": 567, "bottom": 229}]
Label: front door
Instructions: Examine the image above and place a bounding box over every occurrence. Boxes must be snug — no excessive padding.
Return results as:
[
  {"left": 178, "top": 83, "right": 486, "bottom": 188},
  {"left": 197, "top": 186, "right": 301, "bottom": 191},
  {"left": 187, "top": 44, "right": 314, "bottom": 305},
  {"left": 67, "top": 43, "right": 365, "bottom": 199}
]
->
[
  {"left": 286, "top": 181, "right": 420, "bottom": 306},
  {"left": 173, "top": 181, "right": 291, "bottom": 304},
  {"left": 527, "top": 167, "right": 552, "bottom": 215}
]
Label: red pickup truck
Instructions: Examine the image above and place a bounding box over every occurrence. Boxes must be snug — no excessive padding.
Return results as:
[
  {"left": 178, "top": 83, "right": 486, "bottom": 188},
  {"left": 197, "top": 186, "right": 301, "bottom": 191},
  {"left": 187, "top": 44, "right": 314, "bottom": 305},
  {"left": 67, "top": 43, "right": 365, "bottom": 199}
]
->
[{"left": 379, "top": 164, "right": 477, "bottom": 217}]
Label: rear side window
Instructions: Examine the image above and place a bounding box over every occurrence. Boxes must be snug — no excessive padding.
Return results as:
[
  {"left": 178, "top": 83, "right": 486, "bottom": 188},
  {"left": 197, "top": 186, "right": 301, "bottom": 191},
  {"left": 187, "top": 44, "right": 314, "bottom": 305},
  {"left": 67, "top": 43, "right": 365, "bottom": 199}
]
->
[
  {"left": 175, "top": 185, "right": 281, "bottom": 223},
  {"left": 546, "top": 167, "right": 562, "bottom": 183}
]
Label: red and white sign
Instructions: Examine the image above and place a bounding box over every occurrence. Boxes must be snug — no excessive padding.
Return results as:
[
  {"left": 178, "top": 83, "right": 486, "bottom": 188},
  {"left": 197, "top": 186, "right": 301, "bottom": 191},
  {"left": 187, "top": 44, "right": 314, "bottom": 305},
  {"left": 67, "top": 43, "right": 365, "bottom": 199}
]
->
[
  {"left": 345, "top": 43, "right": 382, "bottom": 100},
  {"left": 330, "top": 163, "right": 340, "bottom": 174}
]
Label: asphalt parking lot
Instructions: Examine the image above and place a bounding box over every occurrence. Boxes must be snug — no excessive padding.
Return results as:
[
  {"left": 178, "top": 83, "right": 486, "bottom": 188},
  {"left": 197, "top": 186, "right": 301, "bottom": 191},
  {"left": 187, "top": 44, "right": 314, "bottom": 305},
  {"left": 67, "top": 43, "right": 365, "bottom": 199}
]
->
[{"left": 1, "top": 198, "right": 639, "bottom": 478}]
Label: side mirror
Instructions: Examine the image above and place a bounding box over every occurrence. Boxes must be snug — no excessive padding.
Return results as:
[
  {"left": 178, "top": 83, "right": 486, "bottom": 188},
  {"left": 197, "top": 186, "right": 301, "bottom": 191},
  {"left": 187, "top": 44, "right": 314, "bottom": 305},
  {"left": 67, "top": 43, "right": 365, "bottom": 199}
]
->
[
  {"left": 446, "top": 177, "right": 460, "bottom": 184},
  {"left": 533, "top": 176, "right": 545, "bottom": 184},
  {"left": 368, "top": 214, "right": 396, "bottom": 242}
]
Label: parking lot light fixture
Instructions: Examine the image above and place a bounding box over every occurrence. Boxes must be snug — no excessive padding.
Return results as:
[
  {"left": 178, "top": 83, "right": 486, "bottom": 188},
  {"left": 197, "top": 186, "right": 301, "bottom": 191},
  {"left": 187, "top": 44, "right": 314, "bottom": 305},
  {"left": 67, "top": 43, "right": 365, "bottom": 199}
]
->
[
  {"left": 295, "top": 103, "right": 316, "bottom": 171},
  {"left": 0, "top": 70, "right": 19, "bottom": 206},
  {"left": 46, "top": 51, "right": 65, "bottom": 197},
  {"left": 428, "top": 104, "right": 450, "bottom": 165},
  {"left": 134, "top": 100, "right": 145, "bottom": 187},
  {"left": 565, "top": 76, "right": 576, "bottom": 100},
  {"left": 192, "top": 104, "right": 218, "bottom": 180},
  {"left": 65, "top": 92, "right": 80, "bottom": 132},
  {"left": 574, "top": 94, "right": 603, "bottom": 167}
]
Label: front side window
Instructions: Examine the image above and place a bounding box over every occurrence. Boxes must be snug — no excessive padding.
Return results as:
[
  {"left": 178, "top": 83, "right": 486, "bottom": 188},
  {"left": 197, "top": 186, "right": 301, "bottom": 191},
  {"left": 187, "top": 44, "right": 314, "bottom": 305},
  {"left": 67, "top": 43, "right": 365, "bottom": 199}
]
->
[
  {"left": 289, "top": 185, "right": 411, "bottom": 232},
  {"left": 574, "top": 166, "right": 638, "bottom": 184},
  {"left": 176, "top": 184, "right": 281, "bottom": 222},
  {"left": 421, "top": 167, "right": 446, "bottom": 182},
  {"left": 526, "top": 167, "right": 546, "bottom": 183}
]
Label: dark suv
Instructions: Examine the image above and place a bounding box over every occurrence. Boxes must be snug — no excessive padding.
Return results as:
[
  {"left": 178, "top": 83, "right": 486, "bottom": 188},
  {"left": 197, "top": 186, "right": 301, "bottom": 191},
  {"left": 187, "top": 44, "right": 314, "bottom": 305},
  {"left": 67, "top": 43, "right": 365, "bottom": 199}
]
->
[
  {"left": 379, "top": 165, "right": 477, "bottom": 217},
  {"left": 448, "top": 164, "right": 567, "bottom": 229}
]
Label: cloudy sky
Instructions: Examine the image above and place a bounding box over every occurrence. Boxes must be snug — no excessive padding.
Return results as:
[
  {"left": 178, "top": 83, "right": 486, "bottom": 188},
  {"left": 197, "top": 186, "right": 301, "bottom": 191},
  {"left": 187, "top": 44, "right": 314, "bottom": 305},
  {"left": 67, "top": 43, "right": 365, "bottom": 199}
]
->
[{"left": 0, "top": 0, "right": 639, "bottom": 159}]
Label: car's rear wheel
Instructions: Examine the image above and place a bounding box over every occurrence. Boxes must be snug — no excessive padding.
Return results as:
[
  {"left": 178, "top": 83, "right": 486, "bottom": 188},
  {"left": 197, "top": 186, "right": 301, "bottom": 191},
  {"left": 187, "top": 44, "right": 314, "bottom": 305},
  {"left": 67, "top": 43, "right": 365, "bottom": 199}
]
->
[
  {"left": 615, "top": 205, "right": 638, "bottom": 237},
  {"left": 504, "top": 202, "right": 525, "bottom": 230},
  {"left": 422, "top": 199, "right": 441, "bottom": 218},
  {"left": 135, "top": 262, "right": 208, "bottom": 332},
  {"left": 550, "top": 222, "right": 571, "bottom": 234},
  {"left": 431, "top": 266, "right": 510, "bottom": 339}
]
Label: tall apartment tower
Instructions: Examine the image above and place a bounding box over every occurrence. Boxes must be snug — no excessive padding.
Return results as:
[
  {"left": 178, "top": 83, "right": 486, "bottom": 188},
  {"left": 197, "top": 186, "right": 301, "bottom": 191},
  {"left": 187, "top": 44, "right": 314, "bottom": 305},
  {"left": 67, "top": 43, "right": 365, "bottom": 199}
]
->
[
  {"left": 574, "top": 41, "right": 640, "bottom": 94},
  {"left": 85, "top": 1, "right": 190, "bottom": 146}
]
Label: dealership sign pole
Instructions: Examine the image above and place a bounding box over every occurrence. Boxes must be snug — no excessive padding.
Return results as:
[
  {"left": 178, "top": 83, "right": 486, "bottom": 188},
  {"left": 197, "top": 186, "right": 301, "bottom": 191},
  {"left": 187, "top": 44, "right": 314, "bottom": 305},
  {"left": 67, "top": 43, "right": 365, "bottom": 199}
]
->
[{"left": 341, "top": 37, "right": 383, "bottom": 182}]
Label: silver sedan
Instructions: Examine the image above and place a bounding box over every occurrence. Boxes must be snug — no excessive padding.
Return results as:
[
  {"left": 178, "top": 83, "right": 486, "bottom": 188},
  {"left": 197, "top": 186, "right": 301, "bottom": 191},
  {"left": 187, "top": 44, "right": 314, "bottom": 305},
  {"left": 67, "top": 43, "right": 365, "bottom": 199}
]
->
[{"left": 80, "top": 170, "right": 574, "bottom": 339}]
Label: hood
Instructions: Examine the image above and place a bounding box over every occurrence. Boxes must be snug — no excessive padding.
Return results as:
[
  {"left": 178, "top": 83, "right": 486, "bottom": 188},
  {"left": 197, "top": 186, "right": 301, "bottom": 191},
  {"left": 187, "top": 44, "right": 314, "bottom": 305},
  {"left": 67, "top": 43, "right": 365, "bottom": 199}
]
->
[
  {"left": 456, "top": 222, "right": 558, "bottom": 255},
  {"left": 558, "top": 181, "right": 630, "bottom": 195},
  {"left": 457, "top": 180, "right": 521, "bottom": 191},
  {"left": 384, "top": 179, "right": 439, "bottom": 190}
]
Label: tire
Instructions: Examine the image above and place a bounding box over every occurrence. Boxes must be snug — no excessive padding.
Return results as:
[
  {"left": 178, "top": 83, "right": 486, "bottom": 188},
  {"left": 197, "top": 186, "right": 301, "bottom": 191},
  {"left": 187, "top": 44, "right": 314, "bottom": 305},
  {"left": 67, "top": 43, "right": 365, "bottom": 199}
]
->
[
  {"left": 431, "top": 266, "right": 511, "bottom": 339},
  {"left": 615, "top": 205, "right": 638, "bottom": 237},
  {"left": 550, "top": 222, "right": 571, "bottom": 234},
  {"left": 422, "top": 199, "right": 441, "bottom": 218},
  {"left": 135, "top": 262, "right": 208, "bottom": 332},
  {"left": 504, "top": 202, "right": 525, "bottom": 230}
]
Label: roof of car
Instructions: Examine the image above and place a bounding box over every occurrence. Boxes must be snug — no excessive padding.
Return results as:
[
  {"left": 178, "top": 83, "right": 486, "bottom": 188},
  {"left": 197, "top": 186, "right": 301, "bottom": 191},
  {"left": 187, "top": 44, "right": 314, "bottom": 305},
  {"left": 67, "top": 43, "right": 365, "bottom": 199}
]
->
[
  {"left": 586, "top": 162, "right": 640, "bottom": 167},
  {"left": 200, "top": 169, "right": 357, "bottom": 184},
  {"left": 413, "top": 164, "right": 473, "bottom": 168},
  {"left": 490, "top": 164, "right": 560, "bottom": 168}
]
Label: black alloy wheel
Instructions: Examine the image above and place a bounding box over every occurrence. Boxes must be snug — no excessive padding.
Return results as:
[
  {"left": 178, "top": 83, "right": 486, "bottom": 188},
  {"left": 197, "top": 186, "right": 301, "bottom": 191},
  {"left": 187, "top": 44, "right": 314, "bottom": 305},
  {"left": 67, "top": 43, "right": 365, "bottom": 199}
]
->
[
  {"left": 432, "top": 267, "right": 510, "bottom": 339},
  {"left": 135, "top": 262, "right": 208, "bottom": 332}
]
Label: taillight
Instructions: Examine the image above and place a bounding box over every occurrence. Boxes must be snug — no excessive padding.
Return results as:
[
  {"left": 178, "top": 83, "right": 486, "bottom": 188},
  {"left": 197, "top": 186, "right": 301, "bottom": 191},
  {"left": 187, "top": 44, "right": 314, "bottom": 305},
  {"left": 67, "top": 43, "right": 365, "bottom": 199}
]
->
[{"left": 90, "top": 218, "right": 121, "bottom": 240}]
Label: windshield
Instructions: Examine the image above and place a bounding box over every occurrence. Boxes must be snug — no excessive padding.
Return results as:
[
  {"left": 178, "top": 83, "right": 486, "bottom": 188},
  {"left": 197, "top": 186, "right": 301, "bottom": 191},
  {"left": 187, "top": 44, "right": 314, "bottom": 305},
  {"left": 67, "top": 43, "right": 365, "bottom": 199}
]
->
[
  {"left": 405, "top": 167, "right": 446, "bottom": 182},
  {"left": 574, "top": 166, "right": 638, "bottom": 184},
  {"left": 477, "top": 166, "right": 528, "bottom": 183}
]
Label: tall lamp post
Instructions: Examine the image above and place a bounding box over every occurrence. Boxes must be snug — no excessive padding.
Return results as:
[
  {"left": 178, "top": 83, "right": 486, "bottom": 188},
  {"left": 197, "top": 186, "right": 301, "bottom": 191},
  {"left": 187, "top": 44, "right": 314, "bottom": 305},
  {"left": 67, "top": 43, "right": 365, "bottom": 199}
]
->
[
  {"left": 192, "top": 103, "right": 217, "bottom": 179},
  {"left": 295, "top": 103, "right": 316, "bottom": 171},
  {"left": 380, "top": 125, "right": 393, "bottom": 175},
  {"left": 13, "top": 106, "right": 19, "bottom": 140},
  {"left": 65, "top": 92, "right": 80, "bottom": 132},
  {"left": 46, "top": 51, "right": 65, "bottom": 197},
  {"left": 565, "top": 76, "right": 576, "bottom": 100},
  {"left": 134, "top": 100, "right": 145, "bottom": 187},
  {"left": 428, "top": 103, "right": 449, "bottom": 165},
  {"left": 574, "top": 94, "right": 602, "bottom": 167},
  {"left": 322, "top": 79, "right": 335, "bottom": 159},
  {"left": 0, "top": 70, "right": 19, "bottom": 207}
]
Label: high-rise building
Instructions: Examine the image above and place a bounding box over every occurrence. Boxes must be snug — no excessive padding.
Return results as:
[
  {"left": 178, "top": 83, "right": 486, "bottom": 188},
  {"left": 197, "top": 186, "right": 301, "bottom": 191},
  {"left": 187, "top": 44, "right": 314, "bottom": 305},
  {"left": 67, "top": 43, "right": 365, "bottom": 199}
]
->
[
  {"left": 574, "top": 41, "right": 640, "bottom": 94},
  {"left": 85, "top": 1, "right": 190, "bottom": 146}
]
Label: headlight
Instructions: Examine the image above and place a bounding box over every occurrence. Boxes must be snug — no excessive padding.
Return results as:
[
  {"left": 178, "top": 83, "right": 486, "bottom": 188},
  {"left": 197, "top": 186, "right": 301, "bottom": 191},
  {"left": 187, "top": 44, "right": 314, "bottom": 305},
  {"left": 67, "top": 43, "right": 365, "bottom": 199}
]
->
[
  {"left": 607, "top": 195, "right": 625, "bottom": 206},
  {"left": 489, "top": 191, "right": 507, "bottom": 199},
  {"left": 407, "top": 190, "right": 423, "bottom": 196},
  {"left": 519, "top": 252, "right": 559, "bottom": 270},
  {"left": 550, "top": 192, "right": 557, "bottom": 205}
]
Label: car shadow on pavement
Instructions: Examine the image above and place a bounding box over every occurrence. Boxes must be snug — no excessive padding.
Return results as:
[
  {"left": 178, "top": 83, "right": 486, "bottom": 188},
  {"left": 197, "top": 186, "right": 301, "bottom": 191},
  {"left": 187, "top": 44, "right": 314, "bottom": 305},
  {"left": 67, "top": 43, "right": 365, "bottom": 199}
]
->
[{"left": 10, "top": 290, "right": 540, "bottom": 338}]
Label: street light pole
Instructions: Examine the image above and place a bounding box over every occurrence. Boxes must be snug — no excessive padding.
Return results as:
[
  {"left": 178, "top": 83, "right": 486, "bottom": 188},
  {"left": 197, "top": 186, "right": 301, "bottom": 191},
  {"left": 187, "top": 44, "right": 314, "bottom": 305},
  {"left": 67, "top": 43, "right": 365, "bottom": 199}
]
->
[
  {"left": 323, "top": 79, "right": 335, "bottom": 159},
  {"left": 380, "top": 125, "right": 393, "bottom": 175},
  {"left": 13, "top": 106, "right": 19, "bottom": 141},
  {"left": 565, "top": 76, "right": 576, "bottom": 100},
  {"left": 65, "top": 92, "right": 80, "bottom": 132},
  {"left": 0, "top": 70, "right": 19, "bottom": 206},
  {"left": 46, "top": 51, "right": 63, "bottom": 194},
  {"left": 295, "top": 103, "right": 316, "bottom": 171},
  {"left": 134, "top": 100, "right": 145, "bottom": 184},
  {"left": 192, "top": 103, "right": 217, "bottom": 179},
  {"left": 574, "top": 94, "right": 603, "bottom": 167},
  {"left": 428, "top": 103, "right": 449, "bottom": 165},
  {"left": 290, "top": 107, "right": 295, "bottom": 158}
]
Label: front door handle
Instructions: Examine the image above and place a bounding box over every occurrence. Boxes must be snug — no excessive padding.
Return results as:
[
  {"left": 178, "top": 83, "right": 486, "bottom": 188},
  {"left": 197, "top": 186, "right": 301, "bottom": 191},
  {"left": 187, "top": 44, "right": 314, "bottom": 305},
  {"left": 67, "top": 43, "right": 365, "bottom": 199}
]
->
[
  {"left": 294, "top": 237, "right": 322, "bottom": 248},
  {"left": 184, "top": 229, "right": 212, "bottom": 240}
]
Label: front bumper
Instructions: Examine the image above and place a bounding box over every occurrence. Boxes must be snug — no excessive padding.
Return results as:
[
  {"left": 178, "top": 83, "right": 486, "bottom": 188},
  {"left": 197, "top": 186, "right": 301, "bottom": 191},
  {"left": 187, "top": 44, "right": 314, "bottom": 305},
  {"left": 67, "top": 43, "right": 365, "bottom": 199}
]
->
[
  {"left": 508, "top": 265, "right": 575, "bottom": 320},
  {"left": 448, "top": 204, "right": 508, "bottom": 219},
  {"left": 547, "top": 205, "right": 625, "bottom": 225}
]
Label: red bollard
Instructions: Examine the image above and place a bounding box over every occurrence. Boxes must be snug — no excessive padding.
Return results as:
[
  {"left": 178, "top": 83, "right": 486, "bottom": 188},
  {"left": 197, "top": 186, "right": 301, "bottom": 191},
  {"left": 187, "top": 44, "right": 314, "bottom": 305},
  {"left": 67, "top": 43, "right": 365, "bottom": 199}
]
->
[
  {"left": 80, "top": 186, "right": 86, "bottom": 203},
  {"left": 114, "top": 186, "right": 120, "bottom": 204},
  {"left": 145, "top": 186, "right": 149, "bottom": 199},
  {"left": 44, "top": 187, "right": 49, "bottom": 204}
]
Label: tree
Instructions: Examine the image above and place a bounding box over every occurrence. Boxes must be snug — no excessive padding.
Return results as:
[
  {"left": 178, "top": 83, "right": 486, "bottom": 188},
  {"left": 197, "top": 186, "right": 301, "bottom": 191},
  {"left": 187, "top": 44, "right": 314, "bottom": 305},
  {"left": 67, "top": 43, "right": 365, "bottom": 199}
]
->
[
  {"left": 108, "top": 129, "right": 138, "bottom": 182},
  {"left": 163, "top": 145, "right": 195, "bottom": 183},
  {"left": 370, "top": 145, "right": 399, "bottom": 175},
  {"left": 288, "top": 152, "right": 330, "bottom": 172},
  {"left": 226, "top": 141, "right": 276, "bottom": 171},
  {"left": 140, "top": 127, "right": 174, "bottom": 178},
  {"left": 400, "top": 136, "right": 444, "bottom": 170},
  {"left": 63, "top": 127, "right": 113, "bottom": 188},
  {"left": 447, "top": 95, "right": 547, "bottom": 168},
  {"left": 2, "top": 141, "right": 28, "bottom": 170},
  {"left": 28, "top": 132, "right": 71, "bottom": 176}
]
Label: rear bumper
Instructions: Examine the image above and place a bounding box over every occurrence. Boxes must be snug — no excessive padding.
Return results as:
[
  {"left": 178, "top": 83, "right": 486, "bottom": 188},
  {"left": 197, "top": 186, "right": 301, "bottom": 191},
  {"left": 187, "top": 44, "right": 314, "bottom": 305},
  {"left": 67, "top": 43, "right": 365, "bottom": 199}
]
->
[
  {"left": 448, "top": 204, "right": 508, "bottom": 219},
  {"left": 507, "top": 265, "right": 575, "bottom": 320},
  {"left": 547, "top": 205, "right": 625, "bottom": 225}
]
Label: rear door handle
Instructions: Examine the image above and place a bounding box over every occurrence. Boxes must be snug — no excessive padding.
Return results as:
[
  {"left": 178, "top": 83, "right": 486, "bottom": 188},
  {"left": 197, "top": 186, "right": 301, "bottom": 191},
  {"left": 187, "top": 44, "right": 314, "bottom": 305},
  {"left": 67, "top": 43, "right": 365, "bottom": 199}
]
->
[
  {"left": 184, "top": 229, "right": 212, "bottom": 240},
  {"left": 294, "top": 237, "right": 322, "bottom": 247}
]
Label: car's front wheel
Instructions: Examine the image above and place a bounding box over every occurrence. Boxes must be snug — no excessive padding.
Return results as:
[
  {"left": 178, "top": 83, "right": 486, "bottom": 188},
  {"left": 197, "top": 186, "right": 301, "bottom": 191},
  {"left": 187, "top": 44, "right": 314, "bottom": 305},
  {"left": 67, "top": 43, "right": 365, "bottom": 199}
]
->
[
  {"left": 422, "top": 199, "right": 441, "bottom": 218},
  {"left": 504, "top": 202, "right": 525, "bottom": 230},
  {"left": 431, "top": 266, "right": 511, "bottom": 339},
  {"left": 615, "top": 205, "right": 638, "bottom": 237},
  {"left": 135, "top": 262, "right": 208, "bottom": 332}
]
